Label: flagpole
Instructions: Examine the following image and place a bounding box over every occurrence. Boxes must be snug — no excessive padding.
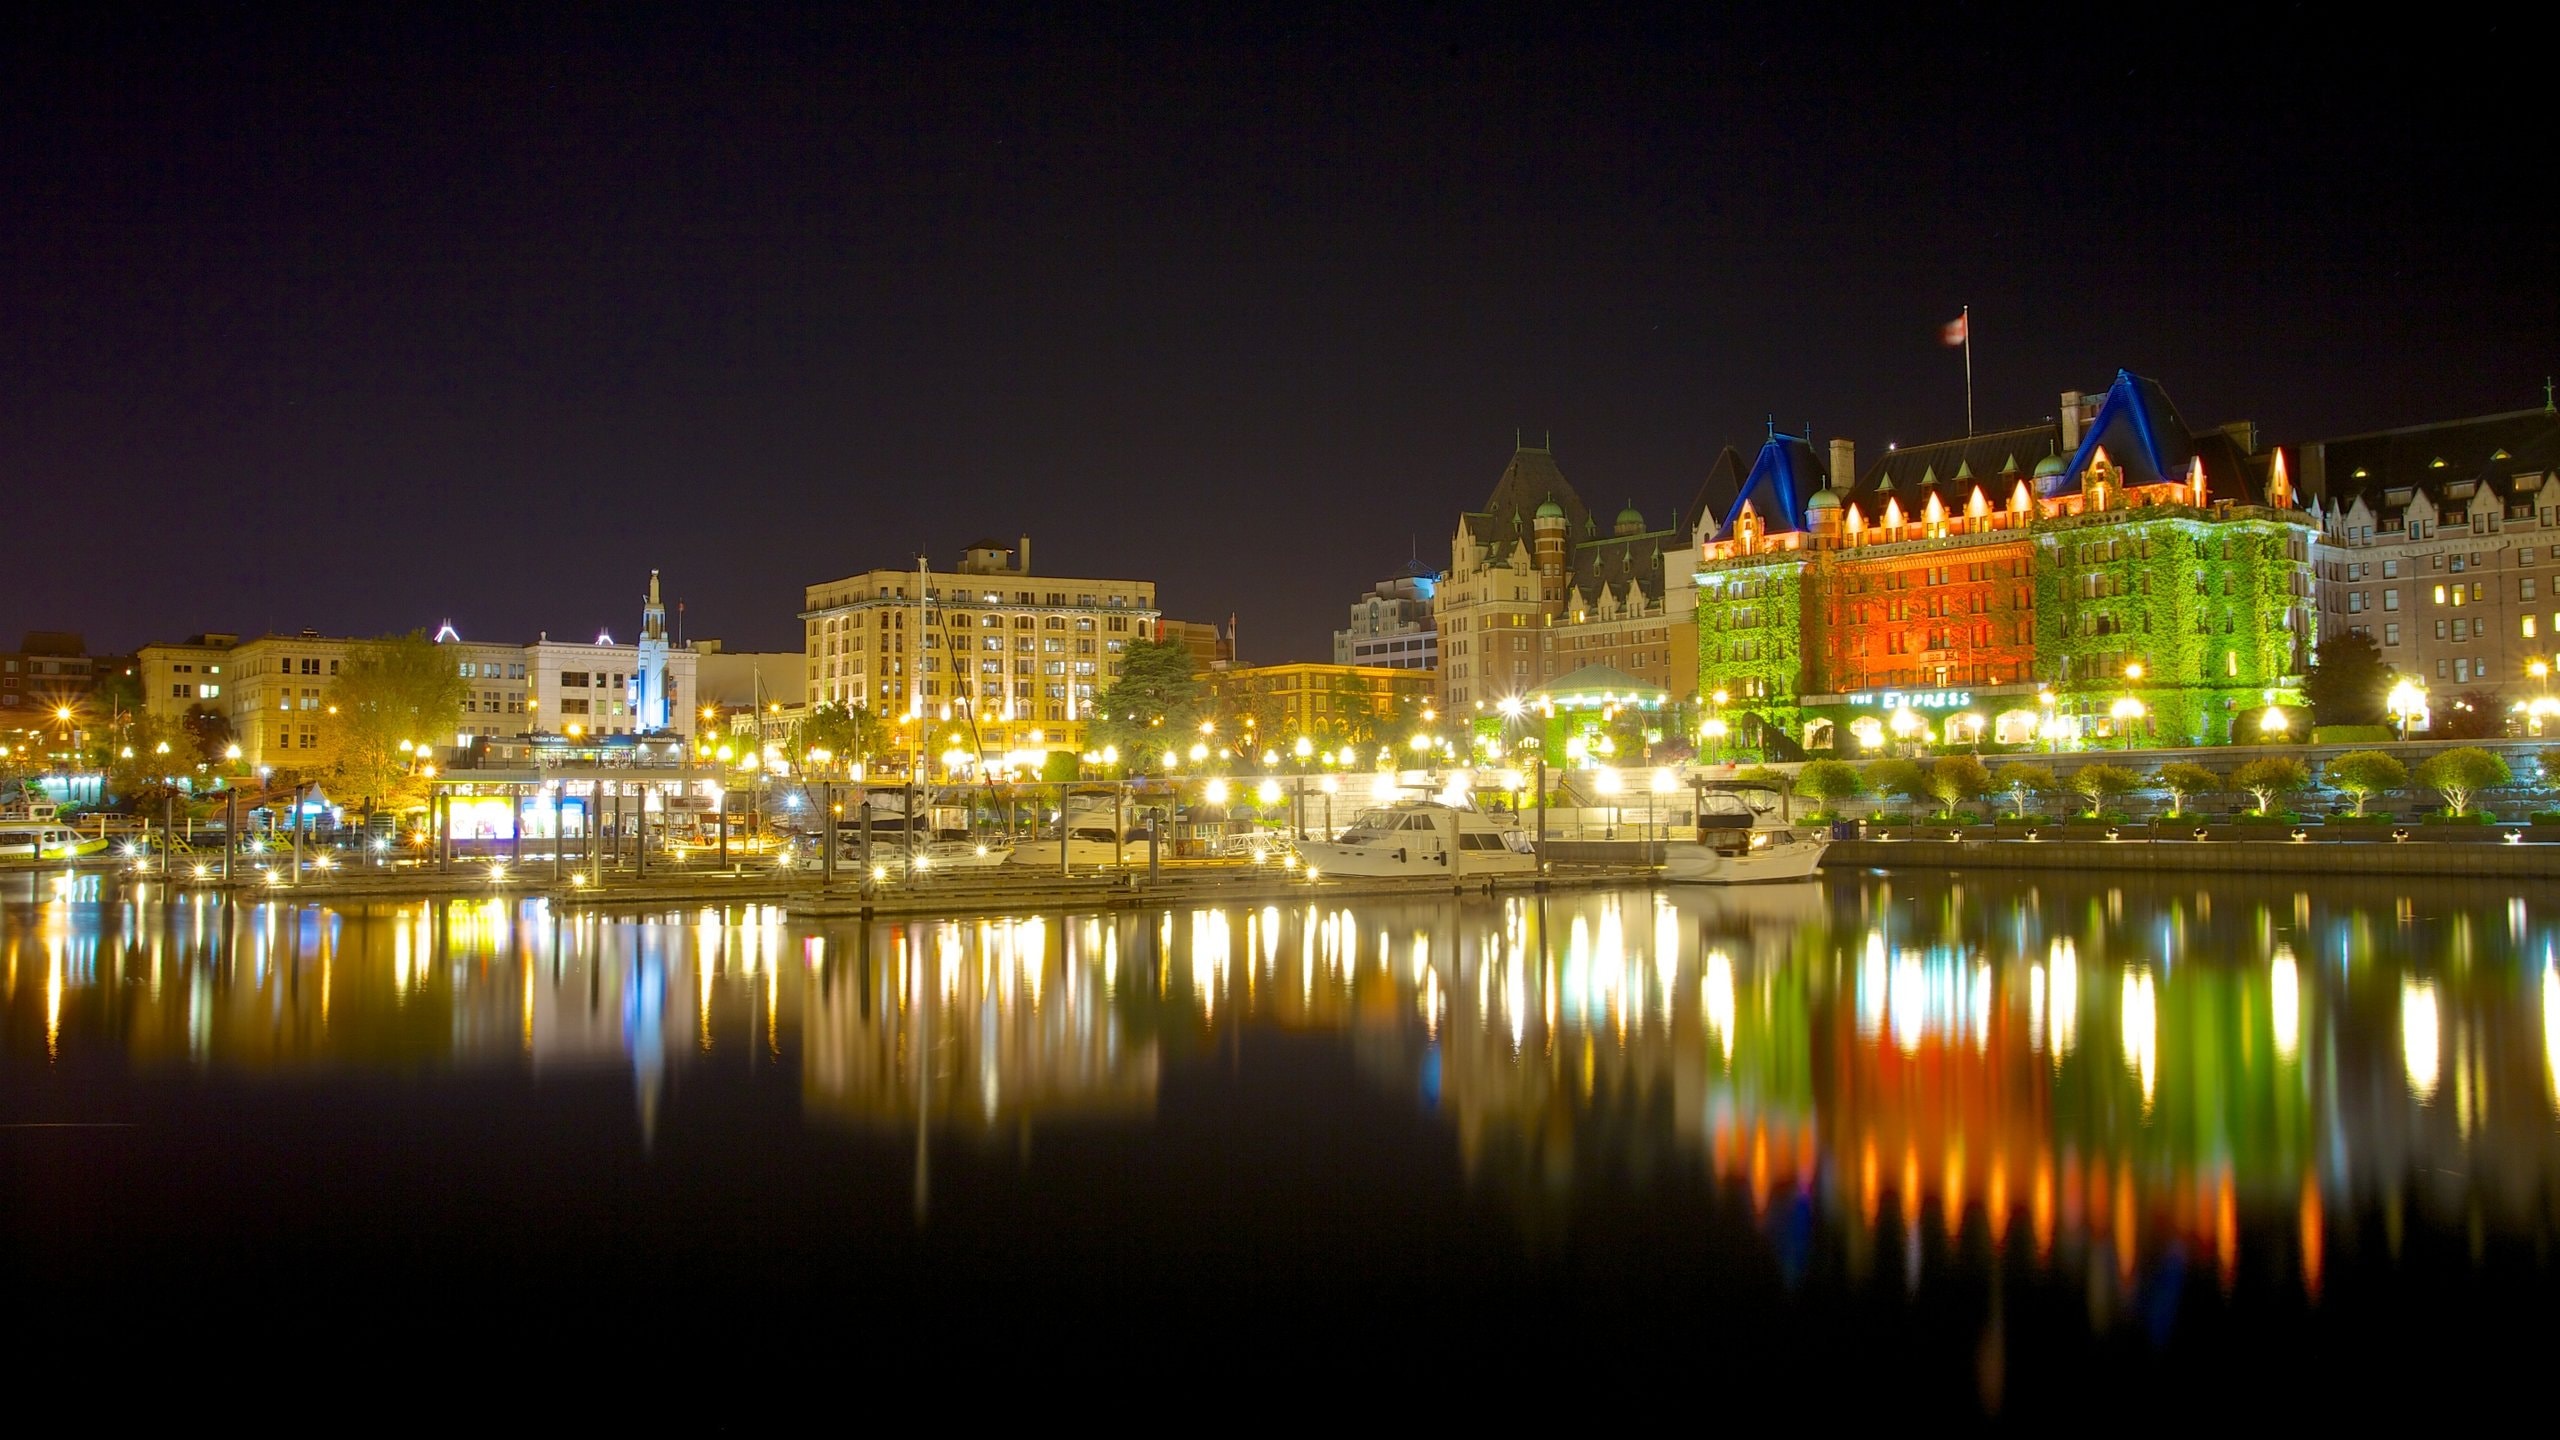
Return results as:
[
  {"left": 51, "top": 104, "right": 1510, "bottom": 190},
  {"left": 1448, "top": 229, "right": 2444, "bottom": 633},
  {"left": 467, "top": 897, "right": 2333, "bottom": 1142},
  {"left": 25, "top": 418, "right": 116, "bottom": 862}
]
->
[{"left": 1962, "top": 304, "right": 1974, "bottom": 437}]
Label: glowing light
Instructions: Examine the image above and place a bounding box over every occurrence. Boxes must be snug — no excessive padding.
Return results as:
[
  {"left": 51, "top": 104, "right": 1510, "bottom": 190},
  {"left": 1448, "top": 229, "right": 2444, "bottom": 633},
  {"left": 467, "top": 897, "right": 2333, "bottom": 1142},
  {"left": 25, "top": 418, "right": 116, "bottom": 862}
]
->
[
  {"left": 2122, "top": 967, "right": 2158, "bottom": 1108},
  {"left": 2402, "top": 978, "right": 2441, "bottom": 1100},
  {"left": 2271, "top": 944, "right": 2300, "bottom": 1062},
  {"left": 1256, "top": 779, "right": 1280, "bottom": 806}
]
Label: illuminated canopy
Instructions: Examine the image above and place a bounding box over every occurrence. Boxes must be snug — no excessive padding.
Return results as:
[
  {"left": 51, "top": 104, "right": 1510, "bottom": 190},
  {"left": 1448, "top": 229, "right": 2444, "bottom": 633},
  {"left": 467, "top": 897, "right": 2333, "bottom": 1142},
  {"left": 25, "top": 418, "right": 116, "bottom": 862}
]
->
[{"left": 1525, "top": 663, "right": 1670, "bottom": 712}]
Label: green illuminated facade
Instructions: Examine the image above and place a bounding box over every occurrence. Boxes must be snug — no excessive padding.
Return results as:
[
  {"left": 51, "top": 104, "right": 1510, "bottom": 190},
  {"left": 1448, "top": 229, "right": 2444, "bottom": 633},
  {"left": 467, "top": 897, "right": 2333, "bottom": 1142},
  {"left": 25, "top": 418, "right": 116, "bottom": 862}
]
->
[{"left": 1691, "top": 373, "right": 2317, "bottom": 755}]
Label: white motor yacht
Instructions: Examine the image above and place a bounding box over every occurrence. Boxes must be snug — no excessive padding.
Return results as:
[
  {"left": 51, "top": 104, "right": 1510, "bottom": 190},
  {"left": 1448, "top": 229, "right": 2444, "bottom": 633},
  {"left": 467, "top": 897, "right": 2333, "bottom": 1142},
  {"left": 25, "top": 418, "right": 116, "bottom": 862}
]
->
[
  {"left": 1661, "top": 784, "right": 1830, "bottom": 884},
  {"left": 1007, "top": 822, "right": 1155, "bottom": 870},
  {"left": 1295, "top": 799, "right": 1536, "bottom": 879}
]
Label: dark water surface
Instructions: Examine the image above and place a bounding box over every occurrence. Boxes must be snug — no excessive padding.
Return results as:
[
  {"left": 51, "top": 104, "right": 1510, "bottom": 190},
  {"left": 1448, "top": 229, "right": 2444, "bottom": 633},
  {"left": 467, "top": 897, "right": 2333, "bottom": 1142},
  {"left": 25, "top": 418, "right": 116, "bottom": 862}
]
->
[{"left": 5, "top": 868, "right": 2557, "bottom": 1416}]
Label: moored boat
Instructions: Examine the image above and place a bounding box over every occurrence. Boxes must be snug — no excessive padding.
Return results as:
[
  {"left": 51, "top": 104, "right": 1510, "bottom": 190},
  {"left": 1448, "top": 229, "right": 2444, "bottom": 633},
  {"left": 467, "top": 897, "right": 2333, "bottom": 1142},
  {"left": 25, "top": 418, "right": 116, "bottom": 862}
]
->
[
  {"left": 1294, "top": 799, "right": 1536, "bottom": 879},
  {"left": 1662, "top": 783, "right": 1828, "bottom": 884}
]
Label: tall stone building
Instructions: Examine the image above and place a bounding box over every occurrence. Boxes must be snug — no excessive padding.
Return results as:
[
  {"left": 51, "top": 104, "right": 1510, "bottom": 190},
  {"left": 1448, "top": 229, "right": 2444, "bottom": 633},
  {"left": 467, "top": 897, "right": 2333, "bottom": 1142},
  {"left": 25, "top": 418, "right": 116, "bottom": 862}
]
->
[
  {"left": 799, "top": 535, "right": 1158, "bottom": 766},
  {"left": 1435, "top": 440, "right": 1711, "bottom": 719},
  {"left": 2307, "top": 392, "right": 2560, "bottom": 706},
  {"left": 1332, "top": 563, "right": 1440, "bottom": 670}
]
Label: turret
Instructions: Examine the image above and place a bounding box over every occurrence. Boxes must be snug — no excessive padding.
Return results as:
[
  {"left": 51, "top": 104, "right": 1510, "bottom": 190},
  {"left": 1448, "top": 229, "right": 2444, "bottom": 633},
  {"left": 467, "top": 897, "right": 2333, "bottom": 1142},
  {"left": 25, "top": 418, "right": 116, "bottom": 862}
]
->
[
  {"left": 1532, "top": 499, "right": 1568, "bottom": 609},
  {"left": 635, "top": 569, "right": 672, "bottom": 732}
]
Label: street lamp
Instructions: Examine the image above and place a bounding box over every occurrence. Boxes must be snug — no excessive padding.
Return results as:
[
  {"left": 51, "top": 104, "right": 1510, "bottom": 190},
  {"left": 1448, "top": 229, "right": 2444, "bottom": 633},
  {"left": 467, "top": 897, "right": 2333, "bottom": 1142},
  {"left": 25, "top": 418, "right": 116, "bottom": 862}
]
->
[
  {"left": 2387, "top": 679, "right": 2427, "bottom": 740},
  {"left": 2110, "top": 695, "right": 2146, "bottom": 751},
  {"left": 1888, "top": 706, "right": 1920, "bottom": 755},
  {"left": 2258, "top": 705, "right": 2289, "bottom": 739}
]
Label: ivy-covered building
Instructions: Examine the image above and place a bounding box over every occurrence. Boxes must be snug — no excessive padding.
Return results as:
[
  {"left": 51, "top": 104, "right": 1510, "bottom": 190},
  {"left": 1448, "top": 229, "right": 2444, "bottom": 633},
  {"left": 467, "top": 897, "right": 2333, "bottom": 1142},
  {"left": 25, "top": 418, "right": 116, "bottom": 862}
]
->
[{"left": 1692, "top": 370, "right": 2317, "bottom": 755}]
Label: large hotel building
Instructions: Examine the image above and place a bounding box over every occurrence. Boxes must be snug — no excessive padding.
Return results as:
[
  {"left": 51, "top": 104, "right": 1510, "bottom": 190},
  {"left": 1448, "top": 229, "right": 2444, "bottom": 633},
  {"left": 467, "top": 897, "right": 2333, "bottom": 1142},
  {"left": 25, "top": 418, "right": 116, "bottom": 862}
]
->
[
  {"left": 799, "top": 536, "right": 1156, "bottom": 764},
  {"left": 1692, "top": 370, "right": 2318, "bottom": 753},
  {"left": 1437, "top": 369, "right": 2344, "bottom": 756}
]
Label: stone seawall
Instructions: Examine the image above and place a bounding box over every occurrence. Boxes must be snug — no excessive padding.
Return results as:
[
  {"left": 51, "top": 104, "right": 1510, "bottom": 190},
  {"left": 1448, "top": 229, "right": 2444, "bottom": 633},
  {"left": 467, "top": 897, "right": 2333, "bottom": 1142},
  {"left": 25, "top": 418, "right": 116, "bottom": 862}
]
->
[{"left": 1823, "top": 838, "right": 2560, "bottom": 878}]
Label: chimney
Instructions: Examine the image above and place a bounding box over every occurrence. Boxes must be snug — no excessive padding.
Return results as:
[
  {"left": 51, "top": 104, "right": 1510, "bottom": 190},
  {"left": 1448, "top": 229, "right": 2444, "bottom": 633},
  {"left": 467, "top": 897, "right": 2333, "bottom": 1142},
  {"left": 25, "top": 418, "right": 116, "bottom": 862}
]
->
[
  {"left": 1828, "top": 437, "right": 1855, "bottom": 492},
  {"left": 1017, "top": 534, "right": 1032, "bottom": 575},
  {"left": 2059, "top": 391, "right": 2084, "bottom": 449}
]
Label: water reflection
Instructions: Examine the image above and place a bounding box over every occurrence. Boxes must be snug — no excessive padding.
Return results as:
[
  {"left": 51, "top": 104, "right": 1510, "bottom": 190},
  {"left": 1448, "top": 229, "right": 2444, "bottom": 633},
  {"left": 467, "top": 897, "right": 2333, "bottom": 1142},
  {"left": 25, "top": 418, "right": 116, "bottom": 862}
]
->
[{"left": 7, "top": 871, "right": 2560, "bottom": 1356}]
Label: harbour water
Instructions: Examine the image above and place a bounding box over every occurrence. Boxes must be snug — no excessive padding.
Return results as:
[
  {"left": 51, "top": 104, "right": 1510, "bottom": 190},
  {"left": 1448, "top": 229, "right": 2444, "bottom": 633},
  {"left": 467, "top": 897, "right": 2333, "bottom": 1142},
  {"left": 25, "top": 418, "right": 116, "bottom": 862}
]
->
[{"left": 5, "top": 868, "right": 2556, "bottom": 1416}]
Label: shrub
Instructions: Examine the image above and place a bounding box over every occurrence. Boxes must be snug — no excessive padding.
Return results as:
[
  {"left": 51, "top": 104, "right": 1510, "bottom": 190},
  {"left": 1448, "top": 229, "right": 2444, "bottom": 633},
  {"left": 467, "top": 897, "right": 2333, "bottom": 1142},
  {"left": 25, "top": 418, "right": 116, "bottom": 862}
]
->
[
  {"left": 2152, "top": 761, "right": 2218, "bottom": 818},
  {"left": 2230, "top": 755, "right": 2313, "bottom": 816},
  {"left": 2414, "top": 746, "right": 2511, "bottom": 816},
  {"left": 2324, "top": 750, "right": 2408, "bottom": 817},
  {"left": 1794, "top": 759, "right": 1866, "bottom": 808},
  {"left": 1926, "top": 755, "right": 1994, "bottom": 817},
  {"left": 1863, "top": 758, "right": 1929, "bottom": 805},
  {"left": 2066, "top": 763, "right": 2140, "bottom": 816},
  {"left": 1991, "top": 762, "right": 2054, "bottom": 819}
]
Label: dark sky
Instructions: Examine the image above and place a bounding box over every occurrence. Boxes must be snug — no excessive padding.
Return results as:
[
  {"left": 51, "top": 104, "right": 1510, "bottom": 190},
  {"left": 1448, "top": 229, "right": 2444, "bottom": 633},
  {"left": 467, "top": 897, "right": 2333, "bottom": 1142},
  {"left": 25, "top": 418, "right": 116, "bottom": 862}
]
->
[{"left": 7, "top": 3, "right": 2552, "bottom": 661}]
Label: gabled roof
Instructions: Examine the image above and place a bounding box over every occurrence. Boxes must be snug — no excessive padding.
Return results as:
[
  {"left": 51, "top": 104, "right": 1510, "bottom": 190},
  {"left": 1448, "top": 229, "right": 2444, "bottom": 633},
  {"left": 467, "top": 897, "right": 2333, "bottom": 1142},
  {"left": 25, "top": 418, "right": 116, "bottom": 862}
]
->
[
  {"left": 1679, "top": 446, "right": 1747, "bottom": 539},
  {"left": 1566, "top": 529, "right": 1674, "bottom": 608},
  {"left": 2046, "top": 369, "right": 2294, "bottom": 509},
  {"left": 1709, "top": 433, "right": 1828, "bottom": 539},
  {"left": 2315, "top": 405, "right": 2560, "bottom": 520},
  {"left": 2046, "top": 370, "right": 2192, "bottom": 496},
  {"left": 1847, "top": 422, "right": 2058, "bottom": 515},
  {"left": 1459, "top": 443, "right": 1587, "bottom": 558}
]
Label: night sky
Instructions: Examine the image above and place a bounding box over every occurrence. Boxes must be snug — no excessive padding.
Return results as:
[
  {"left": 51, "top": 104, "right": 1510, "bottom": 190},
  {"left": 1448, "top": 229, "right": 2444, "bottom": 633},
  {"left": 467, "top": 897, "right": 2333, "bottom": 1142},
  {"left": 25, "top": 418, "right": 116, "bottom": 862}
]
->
[{"left": 7, "top": 4, "right": 2551, "bottom": 661}]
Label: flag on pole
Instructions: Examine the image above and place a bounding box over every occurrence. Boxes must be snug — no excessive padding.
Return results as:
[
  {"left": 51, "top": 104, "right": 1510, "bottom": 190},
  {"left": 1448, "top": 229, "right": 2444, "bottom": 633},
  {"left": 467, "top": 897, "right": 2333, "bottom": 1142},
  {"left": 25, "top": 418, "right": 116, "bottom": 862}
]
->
[{"left": 1941, "top": 312, "right": 1968, "bottom": 346}]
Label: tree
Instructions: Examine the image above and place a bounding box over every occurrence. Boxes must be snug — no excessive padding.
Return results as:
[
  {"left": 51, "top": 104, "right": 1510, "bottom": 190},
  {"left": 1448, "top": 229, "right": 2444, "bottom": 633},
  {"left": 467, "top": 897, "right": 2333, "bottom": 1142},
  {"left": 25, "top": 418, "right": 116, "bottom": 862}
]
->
[
  {"left": 317, "top": 631, "right": 469, "bottom": 807},
  {"left": 1862, "top": 758, "right": 1928, "bottom": 808},
  {"left": 1087, "top": 636, "right": 1205, "bottom": 767},
  {"left": 180, "top": 703, "right": 236, "bottom": 767},
  {"left": 2066, "top": 762, "right": 2140, "bottom": 816},
  {"left": 2413, "top": 746, "right": 2511, "bottom": 816},
  {"left": 2301, "top": 631, "right": 2389, "bottom": 728},
  {"left": 105, "top": 711, "right": 191, "bottom": 802},
  {"left": 2229, "top": 755, "right": 2313, "bottom": 816},
  {"left": 2434, "top": 689, "right": 2504, "bottom": 741},
  {"left": 788, "top": 702, "right": 884, "bottom": 772},
  {"left": 2324, "top": 750, "right": 2408, "bottom": 816},
  {"left": 1793, "top": 759, "right": 1865, "bottom": 812},
  {"left": 1925, "top": 754, "right": 1993, "bottom": 817},
  {"left": 2152, "top": 761, "right": 2218, "bottom": 818},
  {"left": 1991, "top": 762, "right": 2053, "bottom": 818}
]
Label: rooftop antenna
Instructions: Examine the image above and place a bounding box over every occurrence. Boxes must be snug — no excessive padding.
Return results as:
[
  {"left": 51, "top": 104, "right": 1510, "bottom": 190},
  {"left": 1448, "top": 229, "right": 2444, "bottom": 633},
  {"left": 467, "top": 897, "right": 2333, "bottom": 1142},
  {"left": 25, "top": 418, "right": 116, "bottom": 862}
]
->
[{"left": 1764, "top": 414, "right": 1775, "bottom": 440}]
